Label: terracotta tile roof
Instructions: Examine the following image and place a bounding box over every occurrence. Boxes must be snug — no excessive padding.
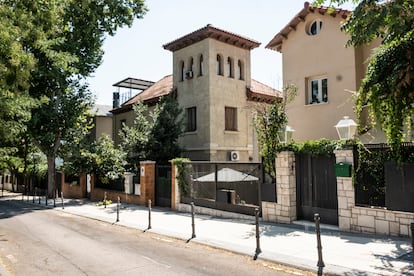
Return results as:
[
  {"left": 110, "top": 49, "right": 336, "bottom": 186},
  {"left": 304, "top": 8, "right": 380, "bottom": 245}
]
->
[
  {"left": 111, "top": 75, "right": 173, "bottom": 114},
  {"left": 248, "top": 79, "right": 282, "bottom": 103},
  {"left": 265, "top": 2, "right": 351, "bottom": 52},
  {"left": 111, "top": 75, "right": 281, "bottom": 114},
  {"left": 163, "top": 24, "right": 260, "bottom": 52}
]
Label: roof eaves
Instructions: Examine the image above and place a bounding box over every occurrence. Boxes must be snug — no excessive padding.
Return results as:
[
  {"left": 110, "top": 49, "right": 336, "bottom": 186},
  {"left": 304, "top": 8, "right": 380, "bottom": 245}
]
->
[
  {"left": 163, "top": 24, "right": 260, "bottom": 52},
  {"left": 265, "top": 2, "right": 351, "bottom": 52},
  {"left": 246, "top": 87, "right": 280, "bottom": 104}
]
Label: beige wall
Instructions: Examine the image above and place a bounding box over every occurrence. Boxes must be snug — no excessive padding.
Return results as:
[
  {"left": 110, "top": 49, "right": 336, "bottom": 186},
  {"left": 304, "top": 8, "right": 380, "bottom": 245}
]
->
[
  {"left": 282, "top": 13, "right": 359, "bottom": 141},
  {"left": 174, "top": 39, "right": 211, "bottom": 159},
  {"left": 173, "top": 38, "right": 258, "bottom": 161},
  {"left": 94, "top": 116, "right": 113, "bottom": 140},
  {"left": 112, "top": 110, "right": 135, "bottom": 145}
]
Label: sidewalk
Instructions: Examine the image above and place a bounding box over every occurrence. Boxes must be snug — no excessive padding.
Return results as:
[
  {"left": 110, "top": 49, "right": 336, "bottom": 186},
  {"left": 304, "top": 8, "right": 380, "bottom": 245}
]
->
[{"left": 2, "top": 191, "right": 413, "bottom": 275}]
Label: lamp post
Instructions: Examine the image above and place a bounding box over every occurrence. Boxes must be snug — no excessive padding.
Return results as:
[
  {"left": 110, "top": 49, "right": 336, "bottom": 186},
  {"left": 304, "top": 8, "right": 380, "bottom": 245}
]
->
[
  {"left": 277, "top": 125, "right": 295, "bottom": 144},
  {"left": 334, "top": 116, "right": 357, "bottom": 140}
]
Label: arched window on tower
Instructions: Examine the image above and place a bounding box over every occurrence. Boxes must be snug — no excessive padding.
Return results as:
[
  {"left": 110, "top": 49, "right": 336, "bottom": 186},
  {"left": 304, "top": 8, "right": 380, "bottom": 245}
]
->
[
  {"left": 188, "top": 57, "right": 194, "bottom": 72},
  {"left": 227, "top": 57, "right": 234, "bottom": 78},
  {"left": 180, "top": 60, "right": 185, "bottom": 81},
  {"left": 198, "top": 54, "right": 204, "bottom": 76},
  {"left": 216, "top": 54, "right": 223, "bottom": 76},
  {"left": 237, "top": 60, "right": 244, "bottom": 80}
]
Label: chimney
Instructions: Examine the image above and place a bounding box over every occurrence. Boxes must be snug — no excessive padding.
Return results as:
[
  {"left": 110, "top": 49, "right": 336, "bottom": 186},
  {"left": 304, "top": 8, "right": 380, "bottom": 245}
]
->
[{"left": 113, "top": 92, "right": 120, "bottom": 108}]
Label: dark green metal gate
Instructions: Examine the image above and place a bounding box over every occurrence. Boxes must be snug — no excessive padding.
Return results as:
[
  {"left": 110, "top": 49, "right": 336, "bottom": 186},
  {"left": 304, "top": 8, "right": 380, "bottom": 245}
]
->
[
  {"left": 296, "top": 154, "right": 338, "bottom": 225},
  {"left": 155, "top": 165, "right": 172, "bottom": 207}
]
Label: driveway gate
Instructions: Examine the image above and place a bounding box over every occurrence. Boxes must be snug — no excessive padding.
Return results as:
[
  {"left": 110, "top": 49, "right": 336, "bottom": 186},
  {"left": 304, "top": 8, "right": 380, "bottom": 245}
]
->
[
  {"left": 296, "top": 154, "right": 338, "bottom": 225},
  {"left": 155, "top": 165, "right": 172, "bottom": 207}
]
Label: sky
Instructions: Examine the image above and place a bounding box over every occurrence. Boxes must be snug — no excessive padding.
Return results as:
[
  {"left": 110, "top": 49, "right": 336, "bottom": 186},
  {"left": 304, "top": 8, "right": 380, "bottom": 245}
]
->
[{"left": 88, "top": 0, "right": 355, "bottom": 105}]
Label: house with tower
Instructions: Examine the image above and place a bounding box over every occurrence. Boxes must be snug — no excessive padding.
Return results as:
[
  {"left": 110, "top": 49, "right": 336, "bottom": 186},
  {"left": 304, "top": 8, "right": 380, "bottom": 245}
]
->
[{"left": 111, "top": 24, "right": 280, "bottom": 162}]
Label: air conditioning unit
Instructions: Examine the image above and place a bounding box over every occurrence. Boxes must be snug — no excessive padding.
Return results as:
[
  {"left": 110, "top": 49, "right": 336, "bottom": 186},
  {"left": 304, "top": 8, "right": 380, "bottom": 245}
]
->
[
  {"left": 185, "top": 70, "right": 193, "bottom": 79},
  {"left": 230, "top": 151, "right": 240, "bottom": 161}
]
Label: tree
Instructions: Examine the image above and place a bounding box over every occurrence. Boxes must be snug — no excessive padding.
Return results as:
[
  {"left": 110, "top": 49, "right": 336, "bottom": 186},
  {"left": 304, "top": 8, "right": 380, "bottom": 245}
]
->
[
  {"left": 91, "top": 136, "right": 127, "bottom": 184},
  {"left": 0, "top": 2, "right": 39, "bottom": 180},
  {"left": 63, "top": 135, "right": 126, "bottom": 185},
  {"left": 147, "top": 95, "right": 184, "bottom": 164},
  {"left": 313, "top": 0, "right": 414, "bottom": 154},
  {"left": 120, "top": 100, "right": 152, "bottom": 170},
  {"left": 121, "top": 95, "right": 184, "bottom": 168},
  {"left": 0, "top": 0, "right": 147, "bottom": 196},
  {"left": 29, "top": 83, "right": 94, "bottom": 196},
  {"left": 253, "top": 85, "right": 296, "bottom": 177}
]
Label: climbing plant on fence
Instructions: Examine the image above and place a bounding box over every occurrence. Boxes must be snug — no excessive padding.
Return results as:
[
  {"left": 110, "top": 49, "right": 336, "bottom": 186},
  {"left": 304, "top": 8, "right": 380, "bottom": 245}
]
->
[{"left": 171, "top": 158, "right": 190, "bottom": 197}]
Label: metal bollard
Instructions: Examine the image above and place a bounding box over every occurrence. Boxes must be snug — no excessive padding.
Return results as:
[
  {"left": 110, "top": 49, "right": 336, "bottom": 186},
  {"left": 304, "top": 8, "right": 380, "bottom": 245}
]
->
[
  {"left": 53, "top": 190, "right": 56, "bottom": 207},
  {"left": 314, "top": 213, "right": 325, "bottom": 275},
  {"left": 33, "top": 188, "right": 35, "bottom": 203},
  {"left": 411, "top": 223, "right": 414, "bottom": 263},
  {"left": 104, "top": 192, "right": 107, "bottom": 208},
  {"left": 38, "top": 189, "right": 41, "bottom": 204},
  {"left": 253, "top": 207, "right": 261, "bottom": 260},
  {"left": 45, "top": 193, "right": 48, "bottom": 206},
  {"left": 191, "top": 202, "right": 196, "bottom": 239},
  {"left": 61, "top": 192, "right": 64, "bottom": 209},
  {"left": 148, "top": 199, "right": 152, "bottom": 230},
  {"left": 116, "top": 196, "right": 120, "bottom": 222}
]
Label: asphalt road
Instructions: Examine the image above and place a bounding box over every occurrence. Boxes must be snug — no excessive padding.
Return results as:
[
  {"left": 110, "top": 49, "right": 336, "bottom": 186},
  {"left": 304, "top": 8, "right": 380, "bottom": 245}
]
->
[{"left": 0, "top": 198, "right": 314, "bottom": 276}]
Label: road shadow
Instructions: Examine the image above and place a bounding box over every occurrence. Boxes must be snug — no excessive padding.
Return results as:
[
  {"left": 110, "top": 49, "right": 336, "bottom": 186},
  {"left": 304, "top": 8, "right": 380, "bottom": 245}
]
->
[{"left": 0, "top": 198, "right": 43, "bottom": 219}]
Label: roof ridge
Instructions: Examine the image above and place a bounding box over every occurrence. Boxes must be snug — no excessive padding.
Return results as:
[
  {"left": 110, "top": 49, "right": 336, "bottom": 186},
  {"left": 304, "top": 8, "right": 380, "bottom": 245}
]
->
[{"left": 163, "top": 24, "right": 260, "bottom": 52}]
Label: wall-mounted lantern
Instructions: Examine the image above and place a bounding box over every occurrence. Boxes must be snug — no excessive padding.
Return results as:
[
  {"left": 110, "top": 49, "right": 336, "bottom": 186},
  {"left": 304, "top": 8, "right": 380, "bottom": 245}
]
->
[
  {"left": 277, "top": 125, "right": 295, "bottom": 143},
  {"left": 334, "top": 116, "right": 357, "bottom": 140}
]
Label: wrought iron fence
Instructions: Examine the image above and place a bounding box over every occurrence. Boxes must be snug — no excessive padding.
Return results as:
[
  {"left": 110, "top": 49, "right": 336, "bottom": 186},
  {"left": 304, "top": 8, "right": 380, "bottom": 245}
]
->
[{"left": 181, "top": 162, "right": 262, "bottom": 216}]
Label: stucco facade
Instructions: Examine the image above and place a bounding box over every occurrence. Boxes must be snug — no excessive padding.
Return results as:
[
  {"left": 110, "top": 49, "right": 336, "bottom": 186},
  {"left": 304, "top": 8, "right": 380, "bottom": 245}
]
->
[
  {"left": 168, "top": 29, "right": 257, "bottom": 161},
  {"left": 266, "top": 2, "right": 384, "bottom": 143},
  {"left": 90, "top": 105, "right": 113, "bottom": 141},
  {"left": 111, "top": 25, "right": 280, "bottom": 162}
]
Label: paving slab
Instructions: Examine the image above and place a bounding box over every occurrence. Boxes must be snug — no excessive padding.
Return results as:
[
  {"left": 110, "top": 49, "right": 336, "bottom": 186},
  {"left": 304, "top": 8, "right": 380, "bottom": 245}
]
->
[{"left": 1, "top": 192, "right": 413, "bottom": 275}]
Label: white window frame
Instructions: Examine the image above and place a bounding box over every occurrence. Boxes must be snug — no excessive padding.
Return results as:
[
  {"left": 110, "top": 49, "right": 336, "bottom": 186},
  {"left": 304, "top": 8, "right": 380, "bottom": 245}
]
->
[
  {"left": 309, "top": 19, "right": 323, "bottom": 36},
  {"left": 307, "top": 77, "right": 328, "bottom": 105}
]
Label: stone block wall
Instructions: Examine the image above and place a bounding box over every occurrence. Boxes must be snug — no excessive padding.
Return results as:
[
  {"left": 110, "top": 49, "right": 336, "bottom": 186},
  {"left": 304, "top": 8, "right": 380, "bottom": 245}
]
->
[
  {"left": 350, "top": 207, "right": 414, "bottom": 236},
  {"left": 262, "top": 151, "right": 296, "bottom": 223}
]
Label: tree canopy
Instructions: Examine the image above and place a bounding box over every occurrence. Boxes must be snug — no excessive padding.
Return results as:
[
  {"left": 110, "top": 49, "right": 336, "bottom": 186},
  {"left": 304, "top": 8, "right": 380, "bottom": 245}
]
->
[
  {"left": 254, "top": 85, "right": 296, "bottom": 176},
  {"left": 313, "top": 0, "right": 414, "bottom": 153},
  {"left": 121, "top": 95, "right": 183, "bottom": 168},
  {"left": 0, "top": 0, "right": 147, "bottom": 195}
]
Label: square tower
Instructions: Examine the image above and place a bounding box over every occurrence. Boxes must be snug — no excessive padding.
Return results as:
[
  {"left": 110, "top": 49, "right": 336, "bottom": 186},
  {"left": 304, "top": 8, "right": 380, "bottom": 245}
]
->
[{"left": 164, "top": 24, "right": 267, "bottom": 161}]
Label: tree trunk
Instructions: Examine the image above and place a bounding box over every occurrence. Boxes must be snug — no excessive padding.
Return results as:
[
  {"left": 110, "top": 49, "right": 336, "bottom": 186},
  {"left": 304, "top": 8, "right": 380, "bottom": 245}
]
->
[{"left": 47, "top": 155, "right": 56, "bottom": 198}]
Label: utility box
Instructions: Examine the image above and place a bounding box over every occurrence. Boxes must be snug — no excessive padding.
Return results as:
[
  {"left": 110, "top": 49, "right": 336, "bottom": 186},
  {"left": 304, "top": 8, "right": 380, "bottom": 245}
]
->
[
  {"left": 335, "top": 162, "right": 352, "bottom": 177},
  {"left": 124, "top": 172, "right": 134, "bottom": 194}
]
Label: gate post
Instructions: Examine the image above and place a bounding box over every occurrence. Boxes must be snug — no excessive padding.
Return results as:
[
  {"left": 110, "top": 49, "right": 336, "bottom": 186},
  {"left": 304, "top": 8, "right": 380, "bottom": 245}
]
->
[
  {"left": 334, "top": 149, "right": 355, "bottom": 232},
  {"left": 171, "top": 161, "right": 179, "bottom": 210},
  {"left": 139, "top": 161, "right": 156, "bottom": 206},
  {"left": 261, "top": 151, "right": 297, "bottom": 224}
]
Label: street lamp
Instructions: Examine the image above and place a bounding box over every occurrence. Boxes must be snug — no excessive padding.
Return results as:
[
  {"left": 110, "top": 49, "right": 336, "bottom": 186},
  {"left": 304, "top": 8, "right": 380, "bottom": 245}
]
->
[
  {"left": 334, "top": 116, "right": 357, "bottom": 140},
  {"left": 277, "top": 125, "right": 295, "bottom": 144}
]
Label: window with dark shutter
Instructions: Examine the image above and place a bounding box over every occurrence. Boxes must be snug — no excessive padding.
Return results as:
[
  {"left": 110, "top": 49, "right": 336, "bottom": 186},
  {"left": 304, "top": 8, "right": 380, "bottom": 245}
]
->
[
  {"left": 225, "top": 107, "right": 237, "bottom": 131},
  {"left": 186, "top": 107, "right": 197, "bottom": 132}
]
